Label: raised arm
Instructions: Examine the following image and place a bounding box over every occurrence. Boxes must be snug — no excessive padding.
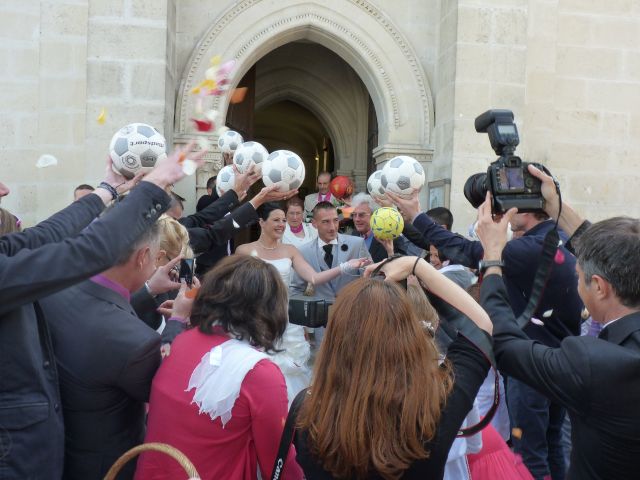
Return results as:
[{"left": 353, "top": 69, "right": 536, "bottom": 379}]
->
[
  {"left": 188, "top": 185, "right": 298, "bottom": 254},
  {"left": 0, "top": 141, "right": 207, "bottom": 314},
  {"left": 179, "top": 165, "right": 262, "bottom": 228},
  {"left": 527, "top": 165, "right": 586, "bottom": 237},
  {"left": 365, "top": 255, "right": 492, "bottom": 334},
  {"left": 385, "top": 190, "right": 484, "bottom": 267},
  {"left": 290, "top": 246, "right": 369, "bottom": 286},
  {"left": 0, "top": 161, "right": 142, "bottom": 255}
]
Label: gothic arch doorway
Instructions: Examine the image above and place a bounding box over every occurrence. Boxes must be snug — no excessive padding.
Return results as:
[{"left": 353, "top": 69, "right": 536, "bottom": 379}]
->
[{"left": 176, "top": 0, "right": 435, "bottom": 196}]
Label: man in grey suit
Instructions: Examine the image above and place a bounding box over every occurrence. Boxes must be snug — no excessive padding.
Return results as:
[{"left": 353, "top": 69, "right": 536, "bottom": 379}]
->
[
  {"left": 291, "top": 201, "right": 371, "bottom": 344},
  {"left": 40, "top": 222, "right": 168, "bottom": 480},
  {"left": 303, "top": 171, "right": 336, "bottom": 221}
]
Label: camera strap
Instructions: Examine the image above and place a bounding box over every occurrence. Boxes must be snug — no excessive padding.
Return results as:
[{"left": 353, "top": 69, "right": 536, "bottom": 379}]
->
[
  {"left": 514, "top": 228, "right": 561, "bottom": 330},
  {"left": 372, "top": 255, "right": 499, "bottom": 437},
  {"left": 270, "top": 388, "right": 307, "bottom": 480}
]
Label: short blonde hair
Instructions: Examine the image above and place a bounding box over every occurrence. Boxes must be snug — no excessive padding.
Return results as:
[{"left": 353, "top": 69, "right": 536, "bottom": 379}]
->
[{"left": 157, "top": 214, "right": 193, "bottom": 260}]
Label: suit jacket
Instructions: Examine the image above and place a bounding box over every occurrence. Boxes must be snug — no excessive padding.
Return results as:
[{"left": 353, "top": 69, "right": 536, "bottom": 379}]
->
[
  {"left": 41, "top": 280, "right": 161, "bottom": 480},
  {"left": 0, "top": 182, "right": 169, "bottom": 479},
  {"left": 290, "top": 234, "right": 371, "bottom": 300},
  {"left": 413, "top": 214, "right": 583, "bottom": 347},
  {"left": 304, "top": 192, "right": 335, "bottom": 220},
  {"left": 179, "top": 189, "right": 239, "bottom": 229},
  {"left": 188, "top": 201, "right": 259, "bottom": 256},
  {"left": 481, "top": 273, "right": 640, "bottom": 480}
]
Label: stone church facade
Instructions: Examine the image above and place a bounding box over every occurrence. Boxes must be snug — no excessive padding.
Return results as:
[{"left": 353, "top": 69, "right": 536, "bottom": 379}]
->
[{"left": 1, "top": 0, "right": 639, "bottom": 232}]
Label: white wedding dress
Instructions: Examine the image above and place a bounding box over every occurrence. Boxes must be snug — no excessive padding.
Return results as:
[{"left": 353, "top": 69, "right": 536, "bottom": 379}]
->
[{"left": 263, "top": 257, "right": 312, "bottom": 404}]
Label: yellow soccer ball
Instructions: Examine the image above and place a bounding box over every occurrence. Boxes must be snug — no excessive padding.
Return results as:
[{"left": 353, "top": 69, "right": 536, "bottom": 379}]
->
[{"left": 370, "top": 207, "right": 404, "bottom": 241}]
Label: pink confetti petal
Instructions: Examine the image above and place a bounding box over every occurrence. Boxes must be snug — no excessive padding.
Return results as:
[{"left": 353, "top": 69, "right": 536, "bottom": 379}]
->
[
  {"left": 554, "top": 249, "right": 565, "bottom": 264},
  {"left": 217, "top": 60, "right": 236, "bottom": 77}
]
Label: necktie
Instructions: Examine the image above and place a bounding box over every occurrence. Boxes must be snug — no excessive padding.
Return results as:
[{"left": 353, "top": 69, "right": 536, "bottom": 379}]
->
[{"left": 323, "top": 244, "right": 334, "bottom": 268}]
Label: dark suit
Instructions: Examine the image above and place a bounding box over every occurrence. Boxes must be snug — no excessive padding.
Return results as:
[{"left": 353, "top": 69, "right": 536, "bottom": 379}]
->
[
  {"left": 481, "top": 273, "right": 640, "bottom": 480},
  {"left": 0, "top": 182, "right": 169, "bottom": 478},
  {"left": 41, "top": 280, "right": 161, "bottom": 480},
  {"left": 182, "top": 190, "right": 259, "bottom": 275},
  {"left": 368, "top": 236, "right": 388, "bottom": 263},
  {"left": 179, "top": 189, "right": 238, "bottom": 229},
  {"left": 413, "top": 214, "right": 582, "bottom": 477}
]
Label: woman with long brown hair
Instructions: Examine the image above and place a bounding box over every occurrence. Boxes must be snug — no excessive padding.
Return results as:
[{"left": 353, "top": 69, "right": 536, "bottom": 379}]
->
[{"left": 293, "top": 255, "right": 493, "bottom": 479}]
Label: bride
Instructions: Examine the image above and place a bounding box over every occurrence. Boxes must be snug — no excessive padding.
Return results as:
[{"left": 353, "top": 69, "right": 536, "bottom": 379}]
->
[{"left": 236, "top": 202, "right": 369, "bottom": 402}]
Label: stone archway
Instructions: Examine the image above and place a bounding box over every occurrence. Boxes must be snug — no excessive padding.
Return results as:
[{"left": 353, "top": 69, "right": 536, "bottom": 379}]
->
[{"left": 176, "top": 0, "right": 435, "bottom": 194}]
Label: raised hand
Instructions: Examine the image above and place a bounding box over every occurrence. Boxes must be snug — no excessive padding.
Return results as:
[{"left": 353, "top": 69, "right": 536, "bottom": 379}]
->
[
  {"left": 146, "top": 256, "right": 183, "bottom": 296},
  {"left": 384, "top": 190, "right": 421, "bottom": 223},
  {"left": 249, "top": 185, "right": 299, "bottom": 209},
  {"left": 170, "top": 277, "right": 202, "bottom": 320},
  {"left": 527, "top": 164, "right": 560, "bottom": 220},
  {"left": 143, "top": 140, "right": 208, "bottom": 190},
  {"left": 475, "top": 192, "right": 517, "bottom": 260},
  {"left": 233, "top": 164, "right": 262, "bottom": 198},
  {"left": 363, "top": 255, "right": 422, "bottom": 281}
]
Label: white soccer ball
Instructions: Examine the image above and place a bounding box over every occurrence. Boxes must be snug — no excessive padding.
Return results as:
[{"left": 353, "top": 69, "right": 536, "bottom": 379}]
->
[
  {"left": 262, "top": 150, "right": 305, "bottom": 192},
  {"left": 217, "top": 130, "right": 243, "bottom": 153},
  {"left": 381, "top": 156, "right": 425, "bottom": 197},
  {"left": 109, "top": 123, "right": 167, "bottom": 179},
  {"left": 233, "top": 141, "right": 269, "bottom": 173},
  {"left": 216, "top": 165, "right": 235, "bottom": 196},
  {"left": 367, "top": 170, "right": 385, "bottom": 196}
]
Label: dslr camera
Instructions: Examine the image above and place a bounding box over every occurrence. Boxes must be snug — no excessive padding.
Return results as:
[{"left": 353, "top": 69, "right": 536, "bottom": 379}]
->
[
  {"left": 464, "top": 109, "right": 546, "bottom": 214},
  {"left": 288, "top": 295, "right": 333, "bottom": 328}
]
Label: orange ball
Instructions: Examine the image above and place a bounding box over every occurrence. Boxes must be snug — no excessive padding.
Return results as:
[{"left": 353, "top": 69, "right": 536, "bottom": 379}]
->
[{"left": 330, "top": 176, "right": 353, "bottom": 199}]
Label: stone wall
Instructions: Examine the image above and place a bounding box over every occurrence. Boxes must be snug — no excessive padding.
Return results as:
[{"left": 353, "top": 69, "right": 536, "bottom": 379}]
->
[
  {"left": 0, "top": 0, "right": 89, "bottom": 226},
  {"left": 0, "top": 0, "right": 176, "bottom": 226},
  {"left": 448, "top": 0, "right": 640, "bottom": 233},
  {"left": 1, "top": 0, "right": 638, "bottom": 229}
]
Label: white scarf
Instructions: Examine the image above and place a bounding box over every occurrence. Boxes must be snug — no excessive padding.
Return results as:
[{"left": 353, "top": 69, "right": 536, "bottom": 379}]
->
[{"left": 187, "top": 339, "right": 270, "bottom": 427}]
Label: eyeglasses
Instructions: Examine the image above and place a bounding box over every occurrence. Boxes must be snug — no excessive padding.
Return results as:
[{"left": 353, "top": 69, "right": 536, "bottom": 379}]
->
[{"left": 352, "top": 212, "right": 370, "bottom": 219}]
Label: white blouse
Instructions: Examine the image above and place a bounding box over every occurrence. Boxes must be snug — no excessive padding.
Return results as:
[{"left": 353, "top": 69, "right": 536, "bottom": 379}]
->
[{"left": 282, "top": 223, "right": 317, "bottom": 248}]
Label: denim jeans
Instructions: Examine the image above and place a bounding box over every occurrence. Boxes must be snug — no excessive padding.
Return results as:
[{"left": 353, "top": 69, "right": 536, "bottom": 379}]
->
[{"left": 507, "top": 377, "right": 566, "bottom": 480}]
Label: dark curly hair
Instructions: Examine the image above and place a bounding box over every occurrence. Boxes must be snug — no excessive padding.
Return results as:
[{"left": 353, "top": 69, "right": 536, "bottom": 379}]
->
[{"left": 190, "top": 255, "right": 288, "bottom": 353}]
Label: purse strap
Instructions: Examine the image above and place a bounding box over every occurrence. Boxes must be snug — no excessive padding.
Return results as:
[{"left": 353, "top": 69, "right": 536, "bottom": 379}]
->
[{"left": 270, "top": 388, "right": 308, "bottom": 480}]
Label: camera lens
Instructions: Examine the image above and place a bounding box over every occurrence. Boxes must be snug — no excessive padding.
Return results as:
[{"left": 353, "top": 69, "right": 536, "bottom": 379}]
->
[{"left": 463, "top": 173, "right": 488, "bottom": 209}]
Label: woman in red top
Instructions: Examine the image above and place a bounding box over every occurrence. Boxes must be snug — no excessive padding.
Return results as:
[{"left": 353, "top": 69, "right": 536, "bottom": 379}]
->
[{"left": 135, "top": 255, "right": 303, "bottom": 480}]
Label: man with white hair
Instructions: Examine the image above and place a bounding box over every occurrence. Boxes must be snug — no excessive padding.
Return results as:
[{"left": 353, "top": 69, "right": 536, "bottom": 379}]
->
[{"left": 351, "top": 192, "right": 424, "bottom": 262}]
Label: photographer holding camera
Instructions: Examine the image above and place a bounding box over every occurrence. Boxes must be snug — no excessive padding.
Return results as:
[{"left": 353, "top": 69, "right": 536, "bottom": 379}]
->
[
  {"left": 475, "top": 167, "right": 640, "bottom": 480},
  {"left": 387, "top": 110, "right": 583, "bottom": 480}
]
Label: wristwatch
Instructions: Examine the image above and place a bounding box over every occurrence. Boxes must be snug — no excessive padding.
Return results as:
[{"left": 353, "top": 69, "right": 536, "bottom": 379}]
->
[{"left": 478, "top": 259, "right": 504, "bottom": 274}]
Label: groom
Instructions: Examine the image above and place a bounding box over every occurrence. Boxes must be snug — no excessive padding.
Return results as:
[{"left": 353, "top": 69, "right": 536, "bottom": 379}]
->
[{"left": 291, "top": 201, "right": 371, "bottom": 345}]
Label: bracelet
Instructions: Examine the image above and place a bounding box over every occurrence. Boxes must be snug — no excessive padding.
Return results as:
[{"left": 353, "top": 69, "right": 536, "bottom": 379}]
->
[
  {"left": 411, "top": 257, "right": 421, "bottom": 276},
  {"left": 339, "top": 262, "right": 356, "bottom": 275},
  {"left": 97, "top": 182, "right": 118, "bottom": 201}
]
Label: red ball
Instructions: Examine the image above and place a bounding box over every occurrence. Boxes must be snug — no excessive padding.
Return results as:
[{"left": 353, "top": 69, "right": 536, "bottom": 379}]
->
[{"left": 329, "top": 176, "right": 353, "bottom": 199}]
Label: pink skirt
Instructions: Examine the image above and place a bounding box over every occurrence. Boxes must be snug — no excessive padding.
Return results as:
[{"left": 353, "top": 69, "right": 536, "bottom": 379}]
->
[{"left": 467, "top": 425, "right": 533, "bottom": 480}]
